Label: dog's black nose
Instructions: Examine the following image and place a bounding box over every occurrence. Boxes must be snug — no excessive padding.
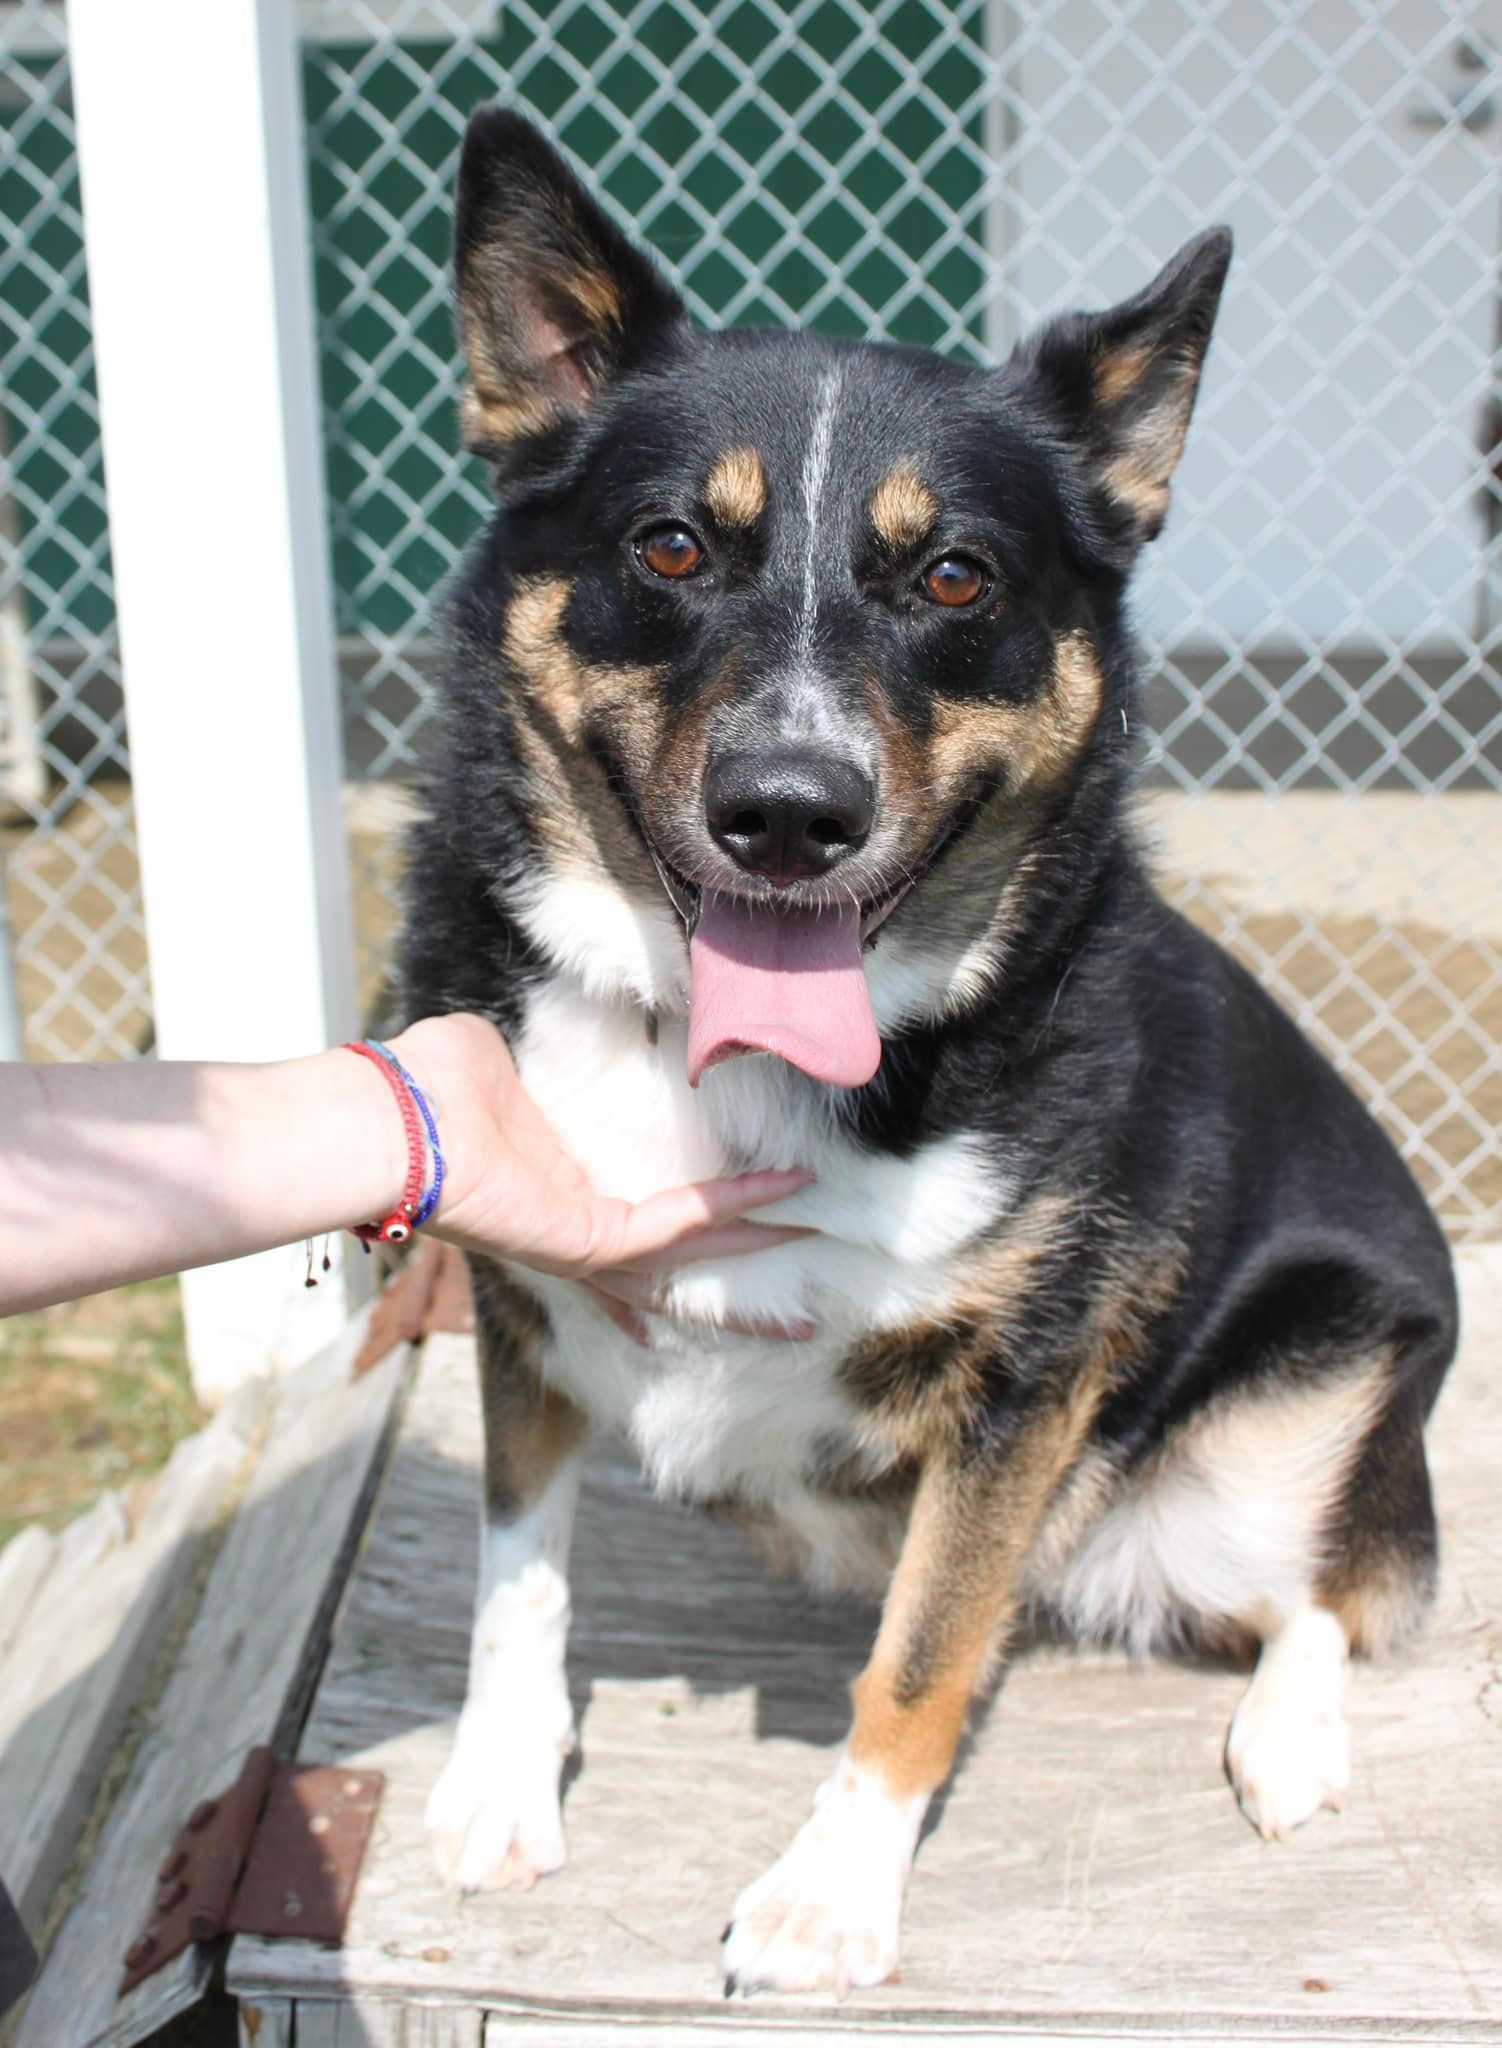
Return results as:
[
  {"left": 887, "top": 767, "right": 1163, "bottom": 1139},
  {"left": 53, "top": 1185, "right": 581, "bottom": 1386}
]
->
[{"left": 705, "top": 749, "right": 875, "bottom": 884}]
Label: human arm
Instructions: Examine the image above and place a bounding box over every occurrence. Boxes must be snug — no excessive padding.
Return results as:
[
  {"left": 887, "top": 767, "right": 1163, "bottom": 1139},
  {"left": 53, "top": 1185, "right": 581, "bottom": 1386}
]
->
[{"left": 1, "top": 1013, "right": 810, "bottom": 1319}]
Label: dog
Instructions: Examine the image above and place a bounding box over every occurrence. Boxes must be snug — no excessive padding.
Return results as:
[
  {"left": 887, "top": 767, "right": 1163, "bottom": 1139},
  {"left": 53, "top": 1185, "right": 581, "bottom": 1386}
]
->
[{"left": 396, "top": 106, "right": 1459, "bottom": 1996}]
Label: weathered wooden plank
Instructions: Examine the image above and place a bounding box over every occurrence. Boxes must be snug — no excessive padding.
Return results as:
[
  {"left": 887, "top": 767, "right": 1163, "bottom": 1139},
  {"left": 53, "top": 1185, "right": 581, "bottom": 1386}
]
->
[
  {"left": 46, "top": 1488, "right": 129, "bottom": 1594},
  {"left": 12, "top": 1308, "right": 413, "bottom": 2048},
  {"left": 232, "top": 1253, "right": 1502, "bottom": 2038},
  {"left": 481, "top": 2014, "right": 1495, "bottom": 2047},
  {"left": 297, "top": 1998, "right": 484, "bottom": 2046},
  {"left": 237, "top": 1996, "right": 292, "bottom": 2048},
  {"left": 0, "top": 1377, "right": 270, "bottom": 1929},
  {"left": 0, "top": 1528, "right": 56, "bottom": 1668}
]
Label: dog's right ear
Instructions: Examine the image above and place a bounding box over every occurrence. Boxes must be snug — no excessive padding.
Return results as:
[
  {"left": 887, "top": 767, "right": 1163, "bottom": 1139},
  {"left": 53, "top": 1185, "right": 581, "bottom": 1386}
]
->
[
  {"left": 1012, "top": 227, "right": 1232, "bottom": 557},
  {"left": 454, "top": 107, "right": 687, "bottom": 461}
]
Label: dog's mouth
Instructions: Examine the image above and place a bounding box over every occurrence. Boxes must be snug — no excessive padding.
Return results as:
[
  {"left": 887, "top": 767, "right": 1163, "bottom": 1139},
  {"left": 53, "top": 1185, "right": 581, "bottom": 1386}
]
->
[
  {"left": 643, "top": 848, "right": 916, "bottom": 950},
  {"left": 593, "top": 743, "right": 987, "bottom": 1092},
  {"left": 638, "top": 802, "right": 985, "bottom": 1094}
]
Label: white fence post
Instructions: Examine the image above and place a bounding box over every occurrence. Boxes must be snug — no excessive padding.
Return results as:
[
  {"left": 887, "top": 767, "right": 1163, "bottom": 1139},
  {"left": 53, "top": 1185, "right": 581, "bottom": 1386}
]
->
[{"left": 69, "top": 0, "right": 367, "bottom": 1403}]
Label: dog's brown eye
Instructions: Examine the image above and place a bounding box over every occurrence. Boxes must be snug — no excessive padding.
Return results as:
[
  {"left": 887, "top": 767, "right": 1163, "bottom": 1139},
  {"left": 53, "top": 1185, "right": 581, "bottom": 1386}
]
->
[
  {"left": 638, "top": 526, "right": 704, "bottom": 580},
  {"left": 921, "top": 555, "right": 988, "bottom": 607}
]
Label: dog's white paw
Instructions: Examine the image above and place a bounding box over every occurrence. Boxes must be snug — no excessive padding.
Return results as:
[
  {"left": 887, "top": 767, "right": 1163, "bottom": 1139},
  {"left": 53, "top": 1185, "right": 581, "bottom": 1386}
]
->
[
  {"left": 1226, "top": 1609, "right": 1351, "bottom": 1842},
  {"left": 1226, "top": 1690, "right": 1350, "bottom": 1840},
  {"left": 721, "top": 1759, "right": 924, "bottom": 1996},
  {"left": 426, "top": 1706, "right": 572, "bottom": 1893}
]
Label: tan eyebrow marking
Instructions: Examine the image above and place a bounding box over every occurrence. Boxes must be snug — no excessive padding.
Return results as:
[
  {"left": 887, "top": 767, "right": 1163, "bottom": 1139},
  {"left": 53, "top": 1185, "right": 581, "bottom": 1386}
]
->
[
  {"left": 703, "top": 445, "right": 768, "bottom": 528},
  {"left": 870, "top": 461, "right": 939, "bottom": 552}
]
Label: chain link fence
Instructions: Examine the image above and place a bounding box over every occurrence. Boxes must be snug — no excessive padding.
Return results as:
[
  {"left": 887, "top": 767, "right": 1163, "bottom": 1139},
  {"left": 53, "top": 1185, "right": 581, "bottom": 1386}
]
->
[
  {"left": 3, "top": 0, "right": 1499, "bottom": 1235},
  {"left": 0, "top": 0, "right": 149, "bottom": 1060},
  {"left": 307, "top": 0, "right": 1502, "bottom": 1238}
]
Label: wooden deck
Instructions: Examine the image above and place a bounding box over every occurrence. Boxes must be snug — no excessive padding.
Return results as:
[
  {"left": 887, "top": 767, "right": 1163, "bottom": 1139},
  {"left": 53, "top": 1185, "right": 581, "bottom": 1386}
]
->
[
  {"left": 226, "top": 1251, "right": 1502, "bottom": 2046},
  {"left": 6, "top": 1319, "right": 414, "bottom": 2048},
  {"left": 5, "top": 1253, "right": 1498, "bottom": 2044}
]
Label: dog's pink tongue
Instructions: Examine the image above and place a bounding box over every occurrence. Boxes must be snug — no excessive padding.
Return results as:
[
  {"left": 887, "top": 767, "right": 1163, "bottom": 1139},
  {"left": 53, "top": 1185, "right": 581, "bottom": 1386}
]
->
[{"left": 687, "top": 892, "right": 881, "bottom": 1089}]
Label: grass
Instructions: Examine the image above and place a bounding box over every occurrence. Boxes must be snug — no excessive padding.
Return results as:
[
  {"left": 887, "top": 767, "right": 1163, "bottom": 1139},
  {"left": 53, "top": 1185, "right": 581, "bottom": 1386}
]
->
[{"left": 0, "top": 1277, "right": 203, "bottom": 1547}]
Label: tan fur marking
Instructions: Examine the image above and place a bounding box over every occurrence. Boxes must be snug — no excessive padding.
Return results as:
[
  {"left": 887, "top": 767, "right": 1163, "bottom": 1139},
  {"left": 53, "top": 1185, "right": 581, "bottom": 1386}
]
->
[
  {"left": 842, "top": 1191, "right": 1077, "bottom": 1460},
  {"left": 1023, "top": 1447, "right": 1121, "bottom": 1594},
  {"left": 504, "top": 575, "right": 661, "bottom": 757},
  {"left": 1324, "top": 1572, "right": 1426, "bottom": 1660},
  {"left": 1312, "top": 1355, "right": 1434, "bottom": 1656},
  {"left": 558, "top": 251, "right": 623, "bottom": 333},
  {"left": 856, "top": 675, "right": 1035, "bottom": 1019},
  {"left": 862, "top": 626, "right": 1102, "bottom": 1025},
  {"left": 486, "top": 1381, "right": 586, "bottom": 1517},
  {"left": 501, "top": 576, "right": 664, "bottom": 890},
  {"left": 1053, "top": 1353, "right": 1387, "bottom": 1658},
  {"left": 839, "top": 1222, "right": 1186, "bottom": 1796},
  {"left": 849, "top": 1616, "right": 994, "bottom": 1800},
  {"left": 460, "top": 383, "right": 560, "bottom": 451},
  {"left": 1094, "top": 339, "right": 1155, "bottom": 407},
  {"left": 848, "top": 1354, "right": 1114, "bottom": 1801},
  {"left": 926, "top": 625, "right": 1104, "bottom": 800},
  {"left": 457, "top": 248, "right": 623, "bottom": 450},
  {"left": 1035, "top": 628, "right": 1107, "bottom": 781},
  {"left": 870, "top": 462, "right": 939, "bottom": 553},
  {"left": 1199, "top": 1364, "right": 1388, "bottom": 1602},
  {"left": 703, "top": 446, "right": 768, "bottom": 528},
  {"left": 1100, "top": 361, "right": 1199, "bottom": 528}
]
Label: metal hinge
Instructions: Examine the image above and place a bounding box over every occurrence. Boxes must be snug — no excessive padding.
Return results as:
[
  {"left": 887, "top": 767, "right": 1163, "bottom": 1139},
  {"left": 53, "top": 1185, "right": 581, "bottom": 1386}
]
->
[{"left": 119, "top": 1745, "right": 384, "bottom": 1997}]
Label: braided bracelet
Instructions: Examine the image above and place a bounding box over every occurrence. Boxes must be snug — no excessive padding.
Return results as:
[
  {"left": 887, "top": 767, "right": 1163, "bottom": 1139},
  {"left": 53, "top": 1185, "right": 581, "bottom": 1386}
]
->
[{"left": 344, "top": 1039, "right": 445, "bottom": 1246}]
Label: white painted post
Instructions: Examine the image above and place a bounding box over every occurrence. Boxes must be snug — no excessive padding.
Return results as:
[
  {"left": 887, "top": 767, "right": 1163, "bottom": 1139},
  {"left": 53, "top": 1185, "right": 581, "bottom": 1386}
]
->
[
  {"left": 69, "top": 0, "right": 367, "bottom": 1404},
  {"left": 0, "top": 410, "right": 47, "bottom": 821},
  {"left": 983, "top": 0, "right": 1024, "bottom": 363}
]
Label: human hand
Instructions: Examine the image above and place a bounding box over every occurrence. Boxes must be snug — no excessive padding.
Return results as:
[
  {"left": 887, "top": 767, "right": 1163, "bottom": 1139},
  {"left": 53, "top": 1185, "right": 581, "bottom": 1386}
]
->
[{"left": 387, "top": 1014, "right": 816, "bottom": 1343}]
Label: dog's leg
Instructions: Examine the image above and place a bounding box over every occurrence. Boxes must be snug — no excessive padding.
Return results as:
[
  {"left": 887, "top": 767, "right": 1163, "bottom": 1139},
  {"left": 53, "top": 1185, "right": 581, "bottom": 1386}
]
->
[
  {"left": 1226, "top": 1371, "right": 1443, "bottom": 1841},
  {"left": 427, "top": 1267, "right": 587, "bottom": 1892},
  {"left": 1225, "top": 1606, "right": 1351, "bottom": 1840},
  {"left": 722, "top": 1377, "right": 1101, "bottom": 1995}
]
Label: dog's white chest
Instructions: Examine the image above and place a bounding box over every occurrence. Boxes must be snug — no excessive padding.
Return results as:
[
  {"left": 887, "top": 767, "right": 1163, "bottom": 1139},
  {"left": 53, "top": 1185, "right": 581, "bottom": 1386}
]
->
[{"left": 508, "top": 983, "right": 1011, "bottom": 1503}]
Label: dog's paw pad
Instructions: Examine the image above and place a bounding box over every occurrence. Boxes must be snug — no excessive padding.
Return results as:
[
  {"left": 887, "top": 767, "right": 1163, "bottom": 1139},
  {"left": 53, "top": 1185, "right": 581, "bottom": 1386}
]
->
[
  {"left": 1226, "top": 1698, "right": 1350, "bottom": 1842},
  {"left": 425, "top": 1738, "right": 568, "bottom": 1893}
]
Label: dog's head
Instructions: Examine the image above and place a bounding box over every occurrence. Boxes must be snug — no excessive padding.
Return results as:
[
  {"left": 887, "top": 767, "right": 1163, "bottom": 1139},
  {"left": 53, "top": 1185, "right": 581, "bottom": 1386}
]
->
[{"left": 451, "top": 108, "right": 1230, "bottom": 1089}]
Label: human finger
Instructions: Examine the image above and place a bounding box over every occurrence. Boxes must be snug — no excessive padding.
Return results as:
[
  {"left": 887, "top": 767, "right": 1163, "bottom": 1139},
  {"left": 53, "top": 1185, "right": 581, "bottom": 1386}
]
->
[
  {"left": 586, "top": 1269, "right": 814, "bottom": 1342},
  {"left": 612, "top": 1221, "right": 817, "bottom": 1272},
  {"left": 580, "top": 1280, "right": 653, "bottom": 1348},
  {"left": 605, "top": 1169, "right": 815, "bottom": 1264}
]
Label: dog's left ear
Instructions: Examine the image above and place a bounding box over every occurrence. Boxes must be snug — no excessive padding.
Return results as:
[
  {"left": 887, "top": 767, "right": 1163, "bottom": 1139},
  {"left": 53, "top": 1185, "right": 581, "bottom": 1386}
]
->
[
  {"left": 453, "top": 106, "right": 688, "bottom": 462},
  {"left": 1015, "top": 227, "right": 1232, "bottom": 552}
]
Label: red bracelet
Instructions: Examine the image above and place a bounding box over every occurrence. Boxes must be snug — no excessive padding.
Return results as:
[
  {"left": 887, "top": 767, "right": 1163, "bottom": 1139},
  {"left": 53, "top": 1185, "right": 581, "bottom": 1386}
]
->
[{"left": 344, "top": 1040, "right": 426, "bottom": 1246}]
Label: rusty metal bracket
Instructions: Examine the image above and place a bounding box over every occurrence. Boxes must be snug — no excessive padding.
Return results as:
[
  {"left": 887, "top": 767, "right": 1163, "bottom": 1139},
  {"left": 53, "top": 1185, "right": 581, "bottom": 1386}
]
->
[{"left": 119, "top": 1744, "right": 383, "bottom": 1996}]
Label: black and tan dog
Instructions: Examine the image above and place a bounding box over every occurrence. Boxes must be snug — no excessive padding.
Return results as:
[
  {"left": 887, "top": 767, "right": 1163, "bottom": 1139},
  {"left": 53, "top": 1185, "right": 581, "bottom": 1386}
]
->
[{"left": 398, "top": 108, "right": 1458, "bottom": 1994}]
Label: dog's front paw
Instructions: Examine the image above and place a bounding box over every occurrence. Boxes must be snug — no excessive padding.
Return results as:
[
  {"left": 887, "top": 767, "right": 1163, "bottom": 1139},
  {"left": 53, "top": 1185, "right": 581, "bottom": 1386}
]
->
[
  {"left": 1226, "top": 1690, "right": 1350, "bottom": 1841},
  {"left": 721, "top": 1760, "right": 923, "bottom": 1995},
  {"left": 426, "top": 1706, "right": 572, "bottom": 1893}
]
